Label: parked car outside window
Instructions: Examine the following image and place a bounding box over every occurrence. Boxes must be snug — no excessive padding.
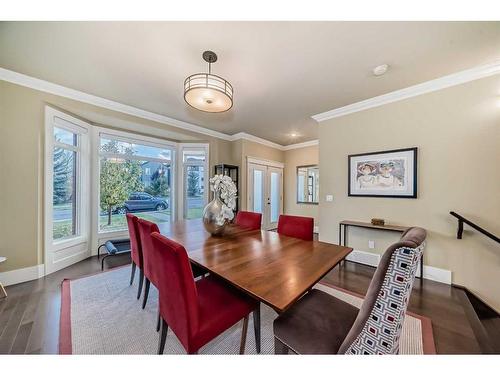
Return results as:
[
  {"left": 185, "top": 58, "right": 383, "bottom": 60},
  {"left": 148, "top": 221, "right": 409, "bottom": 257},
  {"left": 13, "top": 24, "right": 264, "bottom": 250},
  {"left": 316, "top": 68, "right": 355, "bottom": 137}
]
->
[{"left": 115, "top": 192, "right": 168, "bottom": 214}]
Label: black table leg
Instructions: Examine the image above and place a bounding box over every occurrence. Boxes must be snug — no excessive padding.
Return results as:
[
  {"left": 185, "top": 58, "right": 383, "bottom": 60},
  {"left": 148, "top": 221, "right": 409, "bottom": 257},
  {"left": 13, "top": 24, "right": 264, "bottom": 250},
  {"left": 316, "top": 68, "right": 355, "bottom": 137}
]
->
[{"left": 420, "top": 254, "right": 424, "bottom": 285}]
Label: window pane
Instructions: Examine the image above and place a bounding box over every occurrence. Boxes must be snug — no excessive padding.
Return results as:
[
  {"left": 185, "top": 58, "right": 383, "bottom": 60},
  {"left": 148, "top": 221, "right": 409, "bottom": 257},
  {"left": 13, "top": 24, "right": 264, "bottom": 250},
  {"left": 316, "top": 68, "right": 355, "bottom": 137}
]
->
[
  {"left": 54, "top": 127, "right": 77, "bottom": 146},
  {"left": 53, "top": 147, "right": 77, "bottom": 240},
  {"left": 185, "top": 165, "right": 205, "bottom": 219},
  {"left": 253, "top": 170, "right": 263, "bottom": 213},
  {"left": 99, "top": 157, "right": 171, "bottom": 232},
  {"left": 100, "top": 137, "right": 171, "bottom": 160},
  {"left": 270, "top": 172, "right": 280, "bottom": 223},
  {"left": 184, "top": 165, "right": 205, "bottom": 219},
  {"left": 183, "top": 149, "right": 206, "bottom": 162}
]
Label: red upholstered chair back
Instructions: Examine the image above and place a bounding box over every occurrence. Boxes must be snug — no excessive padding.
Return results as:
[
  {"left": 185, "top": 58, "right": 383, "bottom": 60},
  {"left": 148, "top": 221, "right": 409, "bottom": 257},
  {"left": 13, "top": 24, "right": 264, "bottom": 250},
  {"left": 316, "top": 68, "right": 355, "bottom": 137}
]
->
[
  {"left": 235, "top": 211, "right": 262, "bottom": 230},
  {"left": 126, "top": 214, "right": 143, "bottom": 267},
  {"left": 137, "top": 219, "right": 160, "bottom": 286},
  {"left": 151, "top": 232, "right": 199, "bottom": 349},
  {"left": 277, "top": 214, "right": 314, "bottom": 241}
]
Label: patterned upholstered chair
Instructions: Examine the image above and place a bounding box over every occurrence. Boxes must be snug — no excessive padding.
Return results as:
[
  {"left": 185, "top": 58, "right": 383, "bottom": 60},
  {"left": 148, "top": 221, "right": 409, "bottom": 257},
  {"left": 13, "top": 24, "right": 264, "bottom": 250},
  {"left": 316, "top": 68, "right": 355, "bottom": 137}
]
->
[{"left": 273, "top": 227, "right": 426, "bottom": 354}]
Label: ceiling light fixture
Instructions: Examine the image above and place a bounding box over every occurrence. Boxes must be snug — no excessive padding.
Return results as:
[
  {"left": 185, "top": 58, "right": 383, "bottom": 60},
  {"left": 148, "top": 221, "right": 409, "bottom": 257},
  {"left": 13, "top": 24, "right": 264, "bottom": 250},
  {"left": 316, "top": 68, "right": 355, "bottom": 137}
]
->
[
  {"left": 184, "top": 51, "right": 233, "bottom": 113},
  {"left": 373, "top": 64, "right": 389, "bottom": 76}
]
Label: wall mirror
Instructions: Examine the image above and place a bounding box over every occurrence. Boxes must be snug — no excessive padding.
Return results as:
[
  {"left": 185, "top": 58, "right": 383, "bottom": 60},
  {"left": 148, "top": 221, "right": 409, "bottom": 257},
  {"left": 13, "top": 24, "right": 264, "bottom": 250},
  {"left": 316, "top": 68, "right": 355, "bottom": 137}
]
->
[{"left": 297, "top": 165, "right": 319, "bottom": 204}]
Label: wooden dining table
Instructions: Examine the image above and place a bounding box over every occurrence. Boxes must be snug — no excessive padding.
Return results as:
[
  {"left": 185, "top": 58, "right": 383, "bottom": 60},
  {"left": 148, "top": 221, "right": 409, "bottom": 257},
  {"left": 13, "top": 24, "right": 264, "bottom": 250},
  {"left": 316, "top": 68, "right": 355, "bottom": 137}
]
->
[{"left": 157, "top": 219, "right": 352, "bottom": 313}]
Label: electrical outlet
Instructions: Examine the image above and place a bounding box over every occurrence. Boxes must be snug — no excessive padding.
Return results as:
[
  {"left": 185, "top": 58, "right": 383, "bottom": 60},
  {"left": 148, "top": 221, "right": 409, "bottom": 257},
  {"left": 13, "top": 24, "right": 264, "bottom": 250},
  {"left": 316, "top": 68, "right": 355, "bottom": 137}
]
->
[
  {"left": 326, "top": 194, "right": 333, "bottom": 202},
  {"left": 368, "top": 240, "right": 375, "bottom": 249}
]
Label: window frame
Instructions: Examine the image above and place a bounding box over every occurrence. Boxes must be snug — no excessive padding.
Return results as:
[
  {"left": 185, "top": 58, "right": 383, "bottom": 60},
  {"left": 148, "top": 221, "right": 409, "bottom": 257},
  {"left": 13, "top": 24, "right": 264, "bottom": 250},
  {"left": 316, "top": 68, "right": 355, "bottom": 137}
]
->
[
  {"left": 178, "top": 143, "right": 209, "bottom": 220},
  {"left": 95, "top": 127, "right": 177, "bottom": 235},
  {"left": 44, "top": 108, "right": 90, "bottom": 252}
]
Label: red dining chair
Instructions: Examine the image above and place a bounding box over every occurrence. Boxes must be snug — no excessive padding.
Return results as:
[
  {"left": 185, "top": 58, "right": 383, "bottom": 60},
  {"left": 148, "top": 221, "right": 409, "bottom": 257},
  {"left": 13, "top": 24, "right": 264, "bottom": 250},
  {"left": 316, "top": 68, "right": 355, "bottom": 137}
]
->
[
  {"left": 137, "top": 219, "right": 161, "bottom": 310},
  {"left": 151, "top": 232, "right": 261, "bottom": 354},
  {"left": 235, "top": 211, "right": 262, "bottom": 230},
  {"left": 277, "top": 214, "right": 314, "bottom": 241},
  {"left": 126, "top": 214, "right": 144, "bottom": 299},
  {"left": 138, "top": 218, "right": 208, "bottom": 314}
]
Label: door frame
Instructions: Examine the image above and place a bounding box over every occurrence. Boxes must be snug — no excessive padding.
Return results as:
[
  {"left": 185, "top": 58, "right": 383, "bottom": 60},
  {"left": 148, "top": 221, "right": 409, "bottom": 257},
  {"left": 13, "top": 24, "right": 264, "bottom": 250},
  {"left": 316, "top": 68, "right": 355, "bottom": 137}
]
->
[{"left": 246, "top": 157, "right": 284, "bottom": 230}]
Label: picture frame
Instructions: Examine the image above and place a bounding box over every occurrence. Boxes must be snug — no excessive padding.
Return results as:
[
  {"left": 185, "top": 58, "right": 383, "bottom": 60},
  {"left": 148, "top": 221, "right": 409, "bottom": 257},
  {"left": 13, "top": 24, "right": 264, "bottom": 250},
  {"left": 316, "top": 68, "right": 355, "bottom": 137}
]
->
[{"left": 348, "top": 147, "right": 418, "bottom": 198}]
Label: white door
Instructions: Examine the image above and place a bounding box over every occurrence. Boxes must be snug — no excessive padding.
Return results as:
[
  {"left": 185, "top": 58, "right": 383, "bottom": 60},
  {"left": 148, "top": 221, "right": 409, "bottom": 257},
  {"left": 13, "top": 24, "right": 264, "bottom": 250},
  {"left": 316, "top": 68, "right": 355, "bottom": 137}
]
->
[
  {"left": 44, "top": 107, "right": 91, "bottom": 274},
  {"left": 247, "top": 162, "right": 283, "bottom": 230}
]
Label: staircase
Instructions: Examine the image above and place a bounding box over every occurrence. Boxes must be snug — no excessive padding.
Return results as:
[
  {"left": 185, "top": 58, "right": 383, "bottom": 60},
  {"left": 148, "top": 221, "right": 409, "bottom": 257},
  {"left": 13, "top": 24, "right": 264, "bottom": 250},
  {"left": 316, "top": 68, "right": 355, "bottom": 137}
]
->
[
  {"left": 457, "top": 287, "right": 500, "bottom": 354},
  {"left": 450, "top": 211, "right": 500, "bottom": 353}
]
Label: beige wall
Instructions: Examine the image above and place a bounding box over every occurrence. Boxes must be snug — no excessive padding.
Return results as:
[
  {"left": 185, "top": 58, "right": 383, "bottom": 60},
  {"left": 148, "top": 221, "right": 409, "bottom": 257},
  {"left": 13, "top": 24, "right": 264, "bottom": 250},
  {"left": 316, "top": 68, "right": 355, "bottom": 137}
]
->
[
  {"left": 283, "top": 146, "right": 319, "bottom": 226},
  {"left": 0, "top": 80, "right": 235, "bottom": 273},
  {"left": 318, "top": 75, "right": 500, "bottom": 311}
]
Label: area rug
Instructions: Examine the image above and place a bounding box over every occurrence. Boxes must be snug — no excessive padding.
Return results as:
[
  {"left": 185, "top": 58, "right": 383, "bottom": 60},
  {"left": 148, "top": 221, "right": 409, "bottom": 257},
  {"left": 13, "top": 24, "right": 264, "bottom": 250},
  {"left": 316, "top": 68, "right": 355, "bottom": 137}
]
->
[{"left": 60, "top": 266, "right": 435, "bottom": 354}]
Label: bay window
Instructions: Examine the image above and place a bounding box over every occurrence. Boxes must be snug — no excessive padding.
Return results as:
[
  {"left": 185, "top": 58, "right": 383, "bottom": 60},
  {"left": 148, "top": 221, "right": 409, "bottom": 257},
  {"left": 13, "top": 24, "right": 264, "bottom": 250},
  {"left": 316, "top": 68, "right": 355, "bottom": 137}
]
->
[{"left": 98, "top": 132, "right": 175, "bottom": 233}]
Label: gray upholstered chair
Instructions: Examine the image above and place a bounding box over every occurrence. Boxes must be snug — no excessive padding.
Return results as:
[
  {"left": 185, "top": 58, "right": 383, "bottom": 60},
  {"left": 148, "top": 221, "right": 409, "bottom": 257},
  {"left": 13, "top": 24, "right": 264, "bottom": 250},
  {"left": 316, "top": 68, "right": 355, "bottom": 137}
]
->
[{"left": 273, "top": 227, "right": 426, "bottom": 355}]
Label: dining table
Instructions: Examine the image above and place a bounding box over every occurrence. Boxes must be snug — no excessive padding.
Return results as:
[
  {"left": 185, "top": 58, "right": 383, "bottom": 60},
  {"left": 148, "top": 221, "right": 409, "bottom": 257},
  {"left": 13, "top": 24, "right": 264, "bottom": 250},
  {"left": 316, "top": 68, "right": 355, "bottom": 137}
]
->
[{"left": 157, "top": 218, "right": 353, "bottom": 313}]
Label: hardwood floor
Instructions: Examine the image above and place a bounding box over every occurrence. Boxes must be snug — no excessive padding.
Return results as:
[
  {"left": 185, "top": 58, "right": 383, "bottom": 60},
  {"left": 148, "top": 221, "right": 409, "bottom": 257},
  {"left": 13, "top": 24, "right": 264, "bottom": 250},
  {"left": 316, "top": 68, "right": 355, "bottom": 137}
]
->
[{"left": 0, "top": 255, "right": 490, "bottom": 354}]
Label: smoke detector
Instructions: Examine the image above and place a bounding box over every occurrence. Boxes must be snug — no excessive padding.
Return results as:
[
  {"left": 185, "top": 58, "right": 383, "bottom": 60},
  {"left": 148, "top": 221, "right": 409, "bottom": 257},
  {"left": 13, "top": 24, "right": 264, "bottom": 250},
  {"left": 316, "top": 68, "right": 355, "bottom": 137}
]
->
[{"left": 373, "top": 64, "right": 389, "bottom": 76}]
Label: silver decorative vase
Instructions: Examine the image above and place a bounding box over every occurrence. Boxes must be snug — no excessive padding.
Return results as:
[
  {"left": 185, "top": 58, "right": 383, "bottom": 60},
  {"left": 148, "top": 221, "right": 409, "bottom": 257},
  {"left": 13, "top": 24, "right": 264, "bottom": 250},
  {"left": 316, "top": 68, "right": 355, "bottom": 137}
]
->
[{"left": 202, "top": 191, "right": 228, "bottom": 236}]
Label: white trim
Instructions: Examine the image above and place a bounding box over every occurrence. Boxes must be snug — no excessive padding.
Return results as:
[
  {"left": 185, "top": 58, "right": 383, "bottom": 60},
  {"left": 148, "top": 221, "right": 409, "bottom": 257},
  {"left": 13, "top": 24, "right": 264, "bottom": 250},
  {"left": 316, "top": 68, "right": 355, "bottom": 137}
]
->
[
  {"left": 231, "top": 132, "right": 285, "bottom": 150},
  {"left": 246, "top": 156, "right": 285, "bottom": 169},
  {"left": 95, "top": 126, "right": 178, "bottom": 235},
  {"left": 421, "top": 265, "right": 452, "bottom": 285},
  {"left": 232, "top": 133, "right": 319, "bottom": 151},
  {"left": 45, "top": 106, "right": 91, "bottom": 275},
  {"left": 346, "top": 250, "right": 381, "bottom": 267},
  {"left": 0, "top": 67, "right": 318, "bottom": 151},
  {"left": 178, "top": 143, "right": 209, "bottom": 221},
  {"left": 0, "top": 264, "right": 45, "bottom": 287},
  {"left": 99, "top": 128, "right": 178, "bottom": 149},
  {"left": 0, "top": 67, "right": 233, "bottom": 142},
  {"left": 312, "top": 60, "right": 500, "bottom": 122},
  {"left": 345, "top": 249, "right": 452, "bottom": 284},
  {"left": 282, "top": 140, "right": 319, "bottom": 151}
]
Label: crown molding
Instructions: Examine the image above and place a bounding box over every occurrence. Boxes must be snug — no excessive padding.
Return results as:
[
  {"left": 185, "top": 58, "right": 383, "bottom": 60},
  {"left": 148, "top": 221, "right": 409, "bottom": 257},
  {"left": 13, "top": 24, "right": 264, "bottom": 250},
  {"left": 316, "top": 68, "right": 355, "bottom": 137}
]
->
[
  {"left": 230, "top": 133, "right": 319, "bottom": 151},
  {"left": 0, "top": 67, "right": 319, "bottom": 151},
  {"left": 0, "top": 67, "right": 234, "bottom": 141},
  {"left": 312, "top": 60, "right": 500, "bottom": 122},
  {"left": 230, "top": 132, "right": 286, "bottom": 150},
  {"left": 282, "top": 139, "right": 319, "bottom": 151}
]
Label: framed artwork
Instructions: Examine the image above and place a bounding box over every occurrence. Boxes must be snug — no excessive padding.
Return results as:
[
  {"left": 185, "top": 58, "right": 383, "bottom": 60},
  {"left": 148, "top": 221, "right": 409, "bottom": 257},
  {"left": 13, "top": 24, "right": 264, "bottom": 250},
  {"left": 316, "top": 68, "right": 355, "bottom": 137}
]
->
[{"left": 348, "top": 147, "right": 418, "bottom": 198}]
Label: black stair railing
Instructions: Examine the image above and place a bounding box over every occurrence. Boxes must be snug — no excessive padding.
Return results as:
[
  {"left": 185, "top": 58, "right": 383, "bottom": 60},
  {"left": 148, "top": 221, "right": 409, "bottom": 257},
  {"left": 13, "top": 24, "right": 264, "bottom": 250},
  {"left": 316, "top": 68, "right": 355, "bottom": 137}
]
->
[{"left": 450, "top": 211, "right": 499, "bottom": 243}]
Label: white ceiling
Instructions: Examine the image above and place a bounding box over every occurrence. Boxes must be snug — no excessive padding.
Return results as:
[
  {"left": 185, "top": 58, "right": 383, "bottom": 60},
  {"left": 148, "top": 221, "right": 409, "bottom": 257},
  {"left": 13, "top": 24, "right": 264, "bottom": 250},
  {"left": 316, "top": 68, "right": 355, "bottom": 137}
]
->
[{"left": 1, "top": 21, "right": 499, "bottom": 145}]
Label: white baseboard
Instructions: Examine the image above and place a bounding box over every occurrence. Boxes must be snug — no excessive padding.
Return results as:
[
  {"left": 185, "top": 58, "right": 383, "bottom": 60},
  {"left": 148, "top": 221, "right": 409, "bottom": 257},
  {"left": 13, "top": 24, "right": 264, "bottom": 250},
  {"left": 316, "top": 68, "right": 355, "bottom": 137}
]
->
[
  {"left": 346, "top": 250, "right": 381, "bottom": 267},
  {"left": 0, "top": 264, "right": 45, "bottom": 286},
  {"left": 345, "top": 250, "right": 452, "bottom": 285},
  {"left": 420, "top": 265, "right": 452, "bottom": 285}
]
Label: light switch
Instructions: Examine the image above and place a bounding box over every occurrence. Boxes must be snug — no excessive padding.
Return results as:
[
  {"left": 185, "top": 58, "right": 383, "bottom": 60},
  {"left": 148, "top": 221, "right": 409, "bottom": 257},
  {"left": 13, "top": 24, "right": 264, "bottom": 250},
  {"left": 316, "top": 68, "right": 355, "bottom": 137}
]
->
[
  {"left": 326, "top": 194, "right": 333, "bottom": 202},
  {"left": 368, "top": 240, "right": 375, "bottom": 249}
]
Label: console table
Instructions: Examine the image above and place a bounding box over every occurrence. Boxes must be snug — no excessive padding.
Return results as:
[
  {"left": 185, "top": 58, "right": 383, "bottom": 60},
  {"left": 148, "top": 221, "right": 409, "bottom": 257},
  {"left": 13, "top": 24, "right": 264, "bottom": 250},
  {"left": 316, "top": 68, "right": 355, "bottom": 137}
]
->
[
  {"left": 0, "top": 256, "right": 7, "bottom": 298},
  {"left": 338, "top": 220, "right": 423, "bottom": 281}
]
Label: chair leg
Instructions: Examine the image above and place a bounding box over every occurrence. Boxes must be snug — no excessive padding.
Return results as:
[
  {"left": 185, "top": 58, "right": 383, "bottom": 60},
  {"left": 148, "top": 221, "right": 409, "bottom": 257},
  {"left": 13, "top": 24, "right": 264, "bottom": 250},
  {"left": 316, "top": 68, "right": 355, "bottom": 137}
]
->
[
  {"left": 142, "top": 278, "right": 151, "bottom": 309},
  {"left": 157, "top": 318, "right": 168, "bottom": 355},
  {"left": 129, "top": 263, "right": 136, "bottom": 285},
  {"left": 156, "top": 307, "right": 161, "bottom": 332},
  {"left": 137, "top": 269, "right": 144, "bottom": 300},
  {"left": 101, "top": 255, "right": 110, "bottom": 271},
  {"left": 239, "top": 315, "right": 249, "bottom": 354},
  {"left": 253, "top": 305, "right": 261, "bottom": 354},
  {"left": 274, "top": 337, "right": 289, "bottom": 354}
]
